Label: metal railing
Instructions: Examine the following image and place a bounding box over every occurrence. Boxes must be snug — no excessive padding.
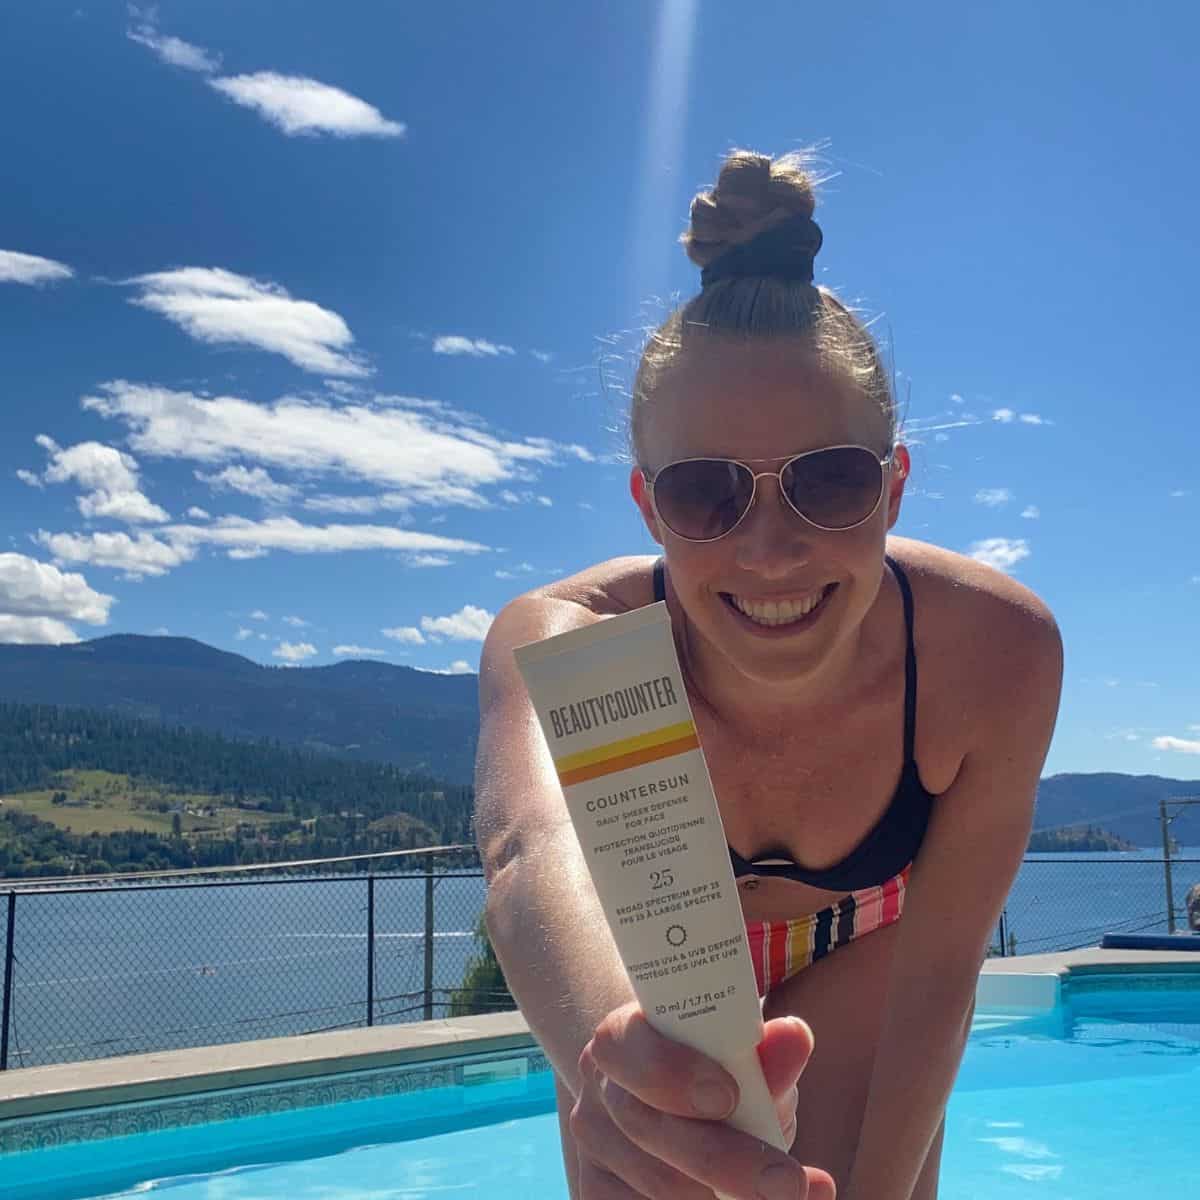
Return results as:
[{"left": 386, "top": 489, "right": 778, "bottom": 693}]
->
[
  {"left": 3, "top": 851, "right": 1198, "bottom": 1070},
  {"left": 0, "top": 846, "right": 504, "bottom": 1071},
  {"left": 987, "top": 856, "right": 1200, "bottom": 957}
]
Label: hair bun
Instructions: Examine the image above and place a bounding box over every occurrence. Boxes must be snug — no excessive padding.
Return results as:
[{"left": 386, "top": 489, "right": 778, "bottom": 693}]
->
[{"left": 683, "top": 149, "right": 820, "bottom": 270}]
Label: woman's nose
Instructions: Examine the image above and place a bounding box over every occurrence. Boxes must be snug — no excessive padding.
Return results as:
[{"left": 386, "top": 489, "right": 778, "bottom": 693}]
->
[{"left": 732, "top": 474, "right": 815, "bottom": 574}]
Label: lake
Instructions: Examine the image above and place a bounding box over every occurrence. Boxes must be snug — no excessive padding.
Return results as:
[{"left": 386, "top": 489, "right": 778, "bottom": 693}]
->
[{"left": 2, "top": 848, "right": 1198, "bottom": 1070}]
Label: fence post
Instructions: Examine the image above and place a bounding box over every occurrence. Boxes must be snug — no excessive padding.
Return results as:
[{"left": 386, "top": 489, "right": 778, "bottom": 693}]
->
[
  {"left": 1160, "top": 799, "right": 1176, "bottom": 934},
  {"left": 423, "top": 872, "right": 435, "bottom": 1020},
  {"left": 2, "top": 891, "right": 15, "bottom": 1072},
  {"left": 366, "top": 873, "right": 375, "bottom": 1027},
  {"left": 997, "top": 909, "right": 1008, "bottom": 958}
]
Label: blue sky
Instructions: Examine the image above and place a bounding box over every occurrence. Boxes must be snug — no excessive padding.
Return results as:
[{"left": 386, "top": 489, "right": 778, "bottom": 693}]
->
[{"left": 2, "top": 2, "right": 1197, "bottom": 779}]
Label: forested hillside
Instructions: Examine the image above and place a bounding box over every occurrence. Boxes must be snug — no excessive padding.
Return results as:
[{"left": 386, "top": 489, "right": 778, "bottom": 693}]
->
[{"left": 0, "top": 703, "right": 473, "bottom": 878}]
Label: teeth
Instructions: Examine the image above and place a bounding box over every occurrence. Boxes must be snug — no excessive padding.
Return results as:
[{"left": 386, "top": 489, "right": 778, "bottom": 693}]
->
[{"left": 731, "top": 588, "right": 828, "bottom": 626}]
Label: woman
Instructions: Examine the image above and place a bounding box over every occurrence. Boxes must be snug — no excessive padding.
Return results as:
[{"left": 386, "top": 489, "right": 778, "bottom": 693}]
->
[{"left": 475, "top": 149, "right": 1062, "bottom": 1200}]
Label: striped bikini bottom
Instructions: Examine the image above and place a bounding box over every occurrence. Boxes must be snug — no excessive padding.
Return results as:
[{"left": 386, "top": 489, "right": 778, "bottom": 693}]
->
[{"left": 745, "top": 865, "right": 911, "bottom": 998}]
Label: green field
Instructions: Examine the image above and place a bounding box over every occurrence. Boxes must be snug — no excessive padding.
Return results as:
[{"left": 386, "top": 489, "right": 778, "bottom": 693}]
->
[{"left": 0, "top": 770, "right": 276, "bottom": 837}]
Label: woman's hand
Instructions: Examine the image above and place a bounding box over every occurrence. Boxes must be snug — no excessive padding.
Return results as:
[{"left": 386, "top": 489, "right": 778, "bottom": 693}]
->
[{"left": 571, "top": 1002, "right": 836, "bottom": 1199}]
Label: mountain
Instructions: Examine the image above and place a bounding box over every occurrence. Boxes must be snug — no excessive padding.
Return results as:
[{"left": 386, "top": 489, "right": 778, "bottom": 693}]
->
[
  {"left": 1035, "top": 773, "right": 1200, "bottom": 848},
  {"left": 0, "top": 635, "right": 479, "bottom": 784}
]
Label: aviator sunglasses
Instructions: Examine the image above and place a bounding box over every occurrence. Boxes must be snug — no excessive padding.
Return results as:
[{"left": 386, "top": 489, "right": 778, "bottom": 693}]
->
[{"left": 643, "top": 444, "right": 895, "bottom": 542}]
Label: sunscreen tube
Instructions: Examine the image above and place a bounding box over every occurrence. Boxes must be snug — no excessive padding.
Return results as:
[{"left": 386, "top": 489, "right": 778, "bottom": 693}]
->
[{"left": 514, "top": 601, "right": 786, "bottom": 1154}]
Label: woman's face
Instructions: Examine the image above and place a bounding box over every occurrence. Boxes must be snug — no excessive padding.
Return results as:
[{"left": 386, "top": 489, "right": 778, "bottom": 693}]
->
[{"left": 630, "top": 337, "right": 909, "bottom": 688}]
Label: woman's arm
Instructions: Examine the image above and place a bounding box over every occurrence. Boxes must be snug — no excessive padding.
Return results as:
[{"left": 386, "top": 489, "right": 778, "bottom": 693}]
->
[{"left": 843, "top": 589, "right": 1064, "bottom": 1200}]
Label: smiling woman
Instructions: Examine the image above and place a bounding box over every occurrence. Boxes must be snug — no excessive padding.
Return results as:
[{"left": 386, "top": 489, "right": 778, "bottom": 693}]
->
[{"left": 475, "top": 146, "right": 1063, "bottom": 1200}]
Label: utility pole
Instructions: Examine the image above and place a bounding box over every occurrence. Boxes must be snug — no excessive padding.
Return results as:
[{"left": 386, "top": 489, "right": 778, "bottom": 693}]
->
[{"left": 1159, "top": 797, "right": 1200, "bottom": 934}]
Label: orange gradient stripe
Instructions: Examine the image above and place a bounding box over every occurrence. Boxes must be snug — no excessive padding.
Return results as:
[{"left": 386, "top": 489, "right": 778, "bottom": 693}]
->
[{"left": 556, "top": 732, "right": 699, "bottom": 788}]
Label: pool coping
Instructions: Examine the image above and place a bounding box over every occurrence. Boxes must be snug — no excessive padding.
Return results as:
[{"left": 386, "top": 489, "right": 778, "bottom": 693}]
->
[
  {"left": 0, "top": 1011, "right": 540, "bottom": 1124},
  {"left": 3, "top": 949, "right": 1198, "bottom": 1128}
]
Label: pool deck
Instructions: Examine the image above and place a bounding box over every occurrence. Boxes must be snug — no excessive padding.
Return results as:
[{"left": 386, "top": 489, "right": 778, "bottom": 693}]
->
[{"left": 3, "top": 949, "right": 1198, "bottom": 1126}]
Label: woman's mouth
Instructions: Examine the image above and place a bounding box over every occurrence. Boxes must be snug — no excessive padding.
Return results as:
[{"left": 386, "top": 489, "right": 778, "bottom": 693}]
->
[{"left": 720, "top": 583, "right": 838, "bottom": 632}]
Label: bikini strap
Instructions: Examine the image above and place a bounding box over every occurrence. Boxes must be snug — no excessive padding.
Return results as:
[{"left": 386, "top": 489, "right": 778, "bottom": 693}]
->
[
  {"left": 652, "top": 556, "right": 666, "bottom": 603},
  {"left": 885, "top": 554, "right": 919, "bottom": 765}
]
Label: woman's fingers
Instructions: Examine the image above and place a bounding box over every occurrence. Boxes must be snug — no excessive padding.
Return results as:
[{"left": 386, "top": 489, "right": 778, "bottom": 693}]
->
[
  {"left": 572, "top": 1052, "right": 715, "bottom": 1199},
  {"left": 585, "top": 1002, "right": 738, "bottom": 1120},
  {"left": 600, "top": 1074, "right": 824, "bottom": 1200},
  {"left": 756, "top": 1016, "right": 815, "bottom": 1143}
]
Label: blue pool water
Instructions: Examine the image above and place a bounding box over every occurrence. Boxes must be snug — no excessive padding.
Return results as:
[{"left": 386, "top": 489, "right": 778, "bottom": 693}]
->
[{"left": 5, "top": 978, "right": 1198, "bottom": 1200}]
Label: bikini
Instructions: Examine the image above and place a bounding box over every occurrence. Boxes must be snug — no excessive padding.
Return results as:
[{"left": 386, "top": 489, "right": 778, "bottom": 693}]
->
[{"left": 650, "top": 554, "right": 936, "bottom": 997}]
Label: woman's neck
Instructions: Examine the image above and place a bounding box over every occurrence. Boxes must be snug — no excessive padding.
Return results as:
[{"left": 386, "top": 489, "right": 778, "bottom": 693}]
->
[{"left": 673, "top": 608, "right": 875, "bottom": 745}]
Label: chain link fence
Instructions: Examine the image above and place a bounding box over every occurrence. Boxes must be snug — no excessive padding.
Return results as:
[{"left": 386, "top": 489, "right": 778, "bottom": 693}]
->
[
  {"left": 987, "top": 856, "right": 1200, "bottom": 957},
  {"left": 4, "top": 852, "right": 1199, "bottom": 1070},
  {"left": 0, "top": 847, "right": 503, "bottom": 1071}
]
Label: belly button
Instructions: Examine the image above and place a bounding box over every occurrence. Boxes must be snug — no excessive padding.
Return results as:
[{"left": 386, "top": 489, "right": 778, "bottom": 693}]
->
[{"left": 741, "top": 878, "right": 759, "bottom": 891}]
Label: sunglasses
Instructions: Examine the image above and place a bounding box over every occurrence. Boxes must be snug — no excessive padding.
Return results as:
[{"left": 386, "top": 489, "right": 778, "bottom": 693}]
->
[{"left": 643, "top": 444, "right": 894, "bottom": 542}]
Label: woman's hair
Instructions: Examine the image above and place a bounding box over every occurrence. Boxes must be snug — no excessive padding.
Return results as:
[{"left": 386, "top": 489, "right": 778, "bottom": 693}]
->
[{"left": 631, "top": 147, "right": 896, "bottom": 462}]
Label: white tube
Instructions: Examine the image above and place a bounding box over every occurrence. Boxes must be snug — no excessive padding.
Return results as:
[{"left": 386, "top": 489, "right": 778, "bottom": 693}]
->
[{"left": 514, "top": 601, "right": 786, "bottom": 1158}]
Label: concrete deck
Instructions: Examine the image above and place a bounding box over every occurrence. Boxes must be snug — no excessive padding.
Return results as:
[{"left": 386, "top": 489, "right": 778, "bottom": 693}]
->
[
  {"left": 3, "top": 950, "right": 1197, "bottom": 1126},
  {"left": 980, "top": 947, "right": 1200, "bottom": 975},
  {"left": 0, "top": 1011, "right": 537, "bottom": 1122}
]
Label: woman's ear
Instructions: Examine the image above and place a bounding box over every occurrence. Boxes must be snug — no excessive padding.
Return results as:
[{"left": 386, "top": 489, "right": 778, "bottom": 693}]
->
[
  {"left": 629, "top": 466, "right": 664, "bottom": 545},
  {"left": 885, "top": 444, "right": 910, "bottom": 530}
]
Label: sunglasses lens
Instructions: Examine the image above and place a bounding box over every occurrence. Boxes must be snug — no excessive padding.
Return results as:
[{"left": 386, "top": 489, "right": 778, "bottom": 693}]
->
[
  {"left": 783, "top": 447, "right": 884, "bottom": 529},
  {"left": 654, "top": 459, "right": 754, "bottom": 540}
]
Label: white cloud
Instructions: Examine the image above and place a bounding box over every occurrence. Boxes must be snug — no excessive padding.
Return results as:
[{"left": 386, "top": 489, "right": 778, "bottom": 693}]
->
[
  {"left": 420, "top": 604, "right": 494, "bottom": 642},
  {"left": 282, "top": 615, "right": 309, "bottom": 628},
  {"left": 405, "top": 553, "right": 451, "bottom": 568},
  {"left": 35, "top": 529, "right": 194, "bottom": 579},
  {"left": 0, "top": 250, "right": 74, "bottom": 286},
  {"left": 125, "top": 268, "right": 369, "bottom": 377},
  {"left": 1152, "top": 735, "right": 1200, "bottom": 756},
  {"left": 966, "top": 537, "right": 1031, "bottom": 573},
  {"left": 273, "top": 640, "right": 317, "bottom": 662},
  {"left": 208, "top": 73, "right": 405, "bottom": 138},
  {"left": 127, "top": 25, "right": 221, "bottom": 73},
  {"left": 302, "top": 494, "right": 404, "bottom": 515},
  {"left": 433, "top": 336, "right": 516, "bottom": 358},
  {"left": 419, "top": 659, "right": 474, "bottom": 675},
  {"left": 0, "top": 614, "right": 80, "bottom": 644},
  {"left": 1189, "top": 724, "right": 1200, "bottom": 734},
  {"left": 974, "top": 488, "right": 1012, "bottom": 508},
  {"left": 16, "top": 469, "right": 42, "bottom": 487},
  {"left": 83, "top": 381, "right": 583, "bottom": 510},
  {"left": 992, "top": 408, "right": 1015, "bottom": 423},
  {"left": 1019, "top": 413, "right": 1047, "bottom": 425},
  {"left": 0, "top": 552, "right": 114, "bottom": 624},
  {"left": 949, "top": 393, "right": 964, "bottom": 405},
  {"left": 1021, "top": 505, "right": 1040, "bottom": 520},
  {"left": 250, "top": 610, "right": 269, "bottom": 620},
  {"left": 495, "top": 562, "right": 536, "bottom": 579},
  {"left": 1170, "top": 489, "right": 1191, "bottom": 499},
  {"left": 531, "top": 350, "right": 553, "bottom": 364},
  {"left": 332, "top": 644, "right": 389, "bottom": 658},
  {"left": 186, "top": 506, "right": 211, "bottom": 520},
  {"left": 235, "top": 627, "right": 254, "bottom": 641},
  {"left": 195, "top": 464, "right": 299, "bottom": 504},
  {"left": 934, "top": 433, "right": 949, "bottom": 443},
  {"left": 162, "top": 515, "right": 486, "bottom": 564},
  {"left": 34, "top": 439, "right": 169, "bottom": 523},
  {"left": 382, "top": 625, "right": 425, "bottom": 645}
]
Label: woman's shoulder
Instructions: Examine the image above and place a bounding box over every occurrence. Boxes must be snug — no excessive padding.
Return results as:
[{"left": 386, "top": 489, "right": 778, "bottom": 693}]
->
[
  {"left": 480, "top": 557, "right": 657, "bottom": 678},
  {"left": 888, "top": 536, "right": 1062, "bottom": 730},
  {"left": 887, "top": 535, "right": 1057, "bottom": 640},
  {"left": 515, "top": 555, "right": 658, "bottom": 619}
]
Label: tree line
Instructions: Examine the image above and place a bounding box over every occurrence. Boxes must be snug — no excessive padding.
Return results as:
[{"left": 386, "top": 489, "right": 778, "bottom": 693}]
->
[{"left": 0, "top": 702, "right": 476, "bottom": 878}]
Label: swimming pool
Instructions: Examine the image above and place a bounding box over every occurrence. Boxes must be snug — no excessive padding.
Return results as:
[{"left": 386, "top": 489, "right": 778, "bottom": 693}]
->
[{"left": 4, "top": 972, "right": 1197, "bottom": 1200}]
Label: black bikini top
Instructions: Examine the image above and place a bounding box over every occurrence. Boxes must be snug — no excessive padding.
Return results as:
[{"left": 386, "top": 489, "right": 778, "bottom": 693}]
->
[{"left": 651, "top": 554, "right": 935, "bottom": 892}]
